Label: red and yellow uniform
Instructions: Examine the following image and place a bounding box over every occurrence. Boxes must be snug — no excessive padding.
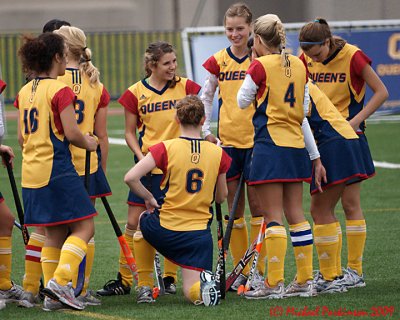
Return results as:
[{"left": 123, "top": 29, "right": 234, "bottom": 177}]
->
[
  {"left": 140, "top": 137, "right": 231, "bottom": 271},
  {"left": 203, "top": 47, "right": 254, "bottom": 148},
  {"left": 119, "top": 78, "right": 201, "bottom": 155},
  {"left": 14, "top": 78, "right": 96, "bottom": 226},
  {"left": 58, "top": 68, "right": 109, "bottom": 175},
  {"left": 244, "top": 54, "right": 311, "bottom": 184},
  {"left": 300, "top": 44, "right": 370, "bottom": 132}
]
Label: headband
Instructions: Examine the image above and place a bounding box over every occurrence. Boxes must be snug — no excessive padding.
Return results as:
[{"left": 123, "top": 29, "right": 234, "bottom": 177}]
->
[{"left": 299, "top": 40, "right": 325, "bottom": 45}]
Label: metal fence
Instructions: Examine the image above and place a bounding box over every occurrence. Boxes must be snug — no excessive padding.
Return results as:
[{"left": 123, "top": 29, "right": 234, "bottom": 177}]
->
[{"left": 0, "top": 30, "right": 184, "bottom": 103}]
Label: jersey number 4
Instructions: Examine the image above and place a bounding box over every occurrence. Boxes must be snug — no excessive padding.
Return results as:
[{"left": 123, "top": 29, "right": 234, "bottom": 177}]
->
[{"left": 284, "top": 83, "right": 296, "bottom": 107}]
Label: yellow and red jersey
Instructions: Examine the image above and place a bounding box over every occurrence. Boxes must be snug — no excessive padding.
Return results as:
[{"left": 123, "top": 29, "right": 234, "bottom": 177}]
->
[
  {"left": 58, "top": 68, "right": 110, "bottom": 175},
  {"left": 149, "top": 138, "right": 231, "bottom": 231},
  {"left": 14, "top": 78, "right": 76, "bottom": 188},
  {"left": 119, "top": 78, "right": 201, "bottom": 154},
  {"left": 300, "top": 44, "right": 371, "bottom": 131},
  {"left": 203, "top": 47, "right": 254, "bottom": 148},
  {"left": 247, "top": 54, "right": 308, "bottom": 148},
  {"left": 308, "top": 81, "right": 358, "bottom": 145}
]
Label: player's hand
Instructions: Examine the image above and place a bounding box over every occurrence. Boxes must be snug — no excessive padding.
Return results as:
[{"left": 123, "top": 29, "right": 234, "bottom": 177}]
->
[
  {"left": 0, "top": 145, "right": 15, "bottom": 168},
  {"left": 348, "top": 118, "right": 362, "bottom": 133},
  {"left": 144, "top": 197, "right": 160, "bottom": 212},
  {"left": 85, "top": 133, "right": 98, "bottom": 152},
  {"left": 313, "top": 158, "right": 327, "bottom": 193},
  {"left": 205, "top": 134, "right": 218, "bottom": 144}
]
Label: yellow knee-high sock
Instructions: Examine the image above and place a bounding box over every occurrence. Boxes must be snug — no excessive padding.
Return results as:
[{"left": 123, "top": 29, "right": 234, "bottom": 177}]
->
[
  {"left": 336, "top": 221, "right": 343, "bottom": 276},
  {"left": 313, "top": 223, "right": 339, "bottom": 281},
  {"left": 133, "top": 231, "right": 155, "bottom": 287},
  {"left": 23, "top": 232, "right": 45, "bottom": 294},
  {"left": 54, "top": 236, "right": 87, "bottom": 286},
  {"left": 163, "top": 258, "right": 178, "bottom": 283},
  {"left": 225, "top": 217, "right": 249, "bottom": 274},
  {"left": 265, "top": 225, "right": 287, "bottom": 287},
  {"left": 346, "top": 219, "right": 366, "bottom": 275},
  {"left": 119, "top": 225, "right": 135, "bottom": 287},
  {"left": 188, "top": 281, "right": 201, "bottom": 304},
  {"left": 250, "top": 217, "right": 267, "bottom": 275},
  {"left": 41, "top": 247, "right": 61, "bottom": 286},
  {"left": 0, "top": 237, "right": 12, "bottom": 290},
  {"left": 289, "top": 221, "right": 313, "bottom": 284}
]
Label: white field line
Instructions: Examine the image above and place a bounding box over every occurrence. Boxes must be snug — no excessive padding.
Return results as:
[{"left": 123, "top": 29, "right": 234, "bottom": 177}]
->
[{"left": 108, "top": 137, "right": 400, "bottom": 169}]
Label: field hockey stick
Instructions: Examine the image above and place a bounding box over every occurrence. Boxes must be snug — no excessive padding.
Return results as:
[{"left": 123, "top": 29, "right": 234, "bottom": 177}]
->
[
  {"left": 225, "top": 239, "right": 257, "bottom": 292},
  {"left": 223, "top": 173, "right": 244, "bottom": 253},
  {"left": 3, "top": 152, "right": 29, "bottom": 245},
  {"left": 144, "top": 173, "right": 166, "bottom": 298},
  {"left": 215, "top": 202, "right": 226, "bottom": 299},
  {"left": 73, "top": 150, "right": 93, "bottom": 297},
  {"left": 100, "top": 195, "right": 139, "bottom": 281},
  {"left": 237, "top": 219, "right": 266, "bottom": 295}
]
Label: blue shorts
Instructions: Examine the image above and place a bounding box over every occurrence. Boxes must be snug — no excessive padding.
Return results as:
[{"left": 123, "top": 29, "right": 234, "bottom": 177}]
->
[
  {"left": 311, "top": 137, "right": 369, "bottom": 194},
  {"left": 79, "top": 165, "right": 112, "bottom": 199},
  {"left": 223, "top": 147, "right": 252, "bottom": 182},
  {"left": 22, "top": 173, "right": 97, "bottom": 226},
  {"left": 249, "top": 140, "right": 312, "bottom": 185},
  {"left": 127, "top": 174, "right": 165, "bottom": 207},
  {"left": 140, "top": 211, "right": 213, "bottom": 271}
]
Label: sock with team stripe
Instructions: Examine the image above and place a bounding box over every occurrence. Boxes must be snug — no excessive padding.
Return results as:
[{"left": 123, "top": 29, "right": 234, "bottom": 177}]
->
[
  {"left": 0, "top": 237, "right": 12, "bottom": 290},
  {"left": 250, "top": 216, "right": 267, "bottom": 275},
  {"left": 289, "top": 221, "right": 313, "bottom": 284},
  {"left": 119, "top": 225, "right": 135, "bottom": 287},
  {"left": 54, "top": 236, "right": 87, "bottom": 286},
  {"left": 346, "top": 219, "right": 366, "bottom": 275},
  {"left": 41, "top": 247, "right": 61, "bottom": 286},
  {"left": 72, "top": 237, "right": 95, "bottom": 295},
  {"left": 225, "top": 217, "right": 249, "bottom": 275},
  {"left": 133, "top": 230, "right": 155, "bottom": 288},
  {"left": 265, "top": 224, "right": 287, "bottom": 287},
  {"left": 313, "top": 223, "right": 339, "bottom": 281},
  {"left": 336, "top": 221, "right": 343, "bottom": 276},
  {"left": 23, "top": 232, "right": 45, "bottom": 294}
]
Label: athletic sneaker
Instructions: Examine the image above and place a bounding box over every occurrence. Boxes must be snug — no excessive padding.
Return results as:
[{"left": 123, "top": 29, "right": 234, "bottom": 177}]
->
[
  {"left": 46, "top": 279, "right": 84, "bottom": 310},
  {"left": 163, "top": 276, "right": 177, "bottom": 295},
  {"left": 313, "top": 272, "right": 347, "bottom": 294},
  {"left": 244, "top": 281, "right": 284, "bottom": 300},
  {"left": 342, "top": 267, "right": 366, "bottom": 288},
  {"left": 77, "top": 290, "right": 101, "bottom": 306},
  {"left": 42, "top": 297, "right": 65, "bottom": 312},
  {"left": 0, "top": 299, "right": 6, "bottom": 310},
  {"left": 200, "top": 270, "right": 220, "bottom": 307},
  {"left": 96, "top": 273, "right": 131, "bottom": 296},
  {"left": 0, "top": 283, "right": 26, "bottom": 302},
  {"left": 229, "top": 273, "right": 247, "bottom": 291},
  {"left": 19, "top": 291, "right": 41, "bottom": 305},
  {"left": 283, "top": 279, "right": 316, "bottom": 298},
  {"left": 136, "top": 286, "right": 155, "bottom": 304},
  {"left": 251, "top": 270, "right": 265, "bottom": 290}
]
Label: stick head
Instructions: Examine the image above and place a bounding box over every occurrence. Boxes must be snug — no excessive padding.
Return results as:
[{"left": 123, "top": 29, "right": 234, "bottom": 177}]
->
[{"left": 152, "top": 287, "right": 160, "bottom": 299}]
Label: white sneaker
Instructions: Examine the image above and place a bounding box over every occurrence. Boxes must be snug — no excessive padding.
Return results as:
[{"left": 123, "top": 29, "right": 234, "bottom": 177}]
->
[
  {"left": 136, "top": 286, "right": 155, "bottom": 304},
  {"left": 251, "top": 270, "right": 265, "bottom": 290},
  {"left": 283, "top": 279, "right": 316, "bottom": 298},
  {"left": 200, "top": 270, "right": 220, "bottom": 306},
  {"left": 342, "top": 267, "right": 366, "bottom": 288},
  {"left": 244, "top": 281, "right": 284, "bottom": 300},
  {"left": 313, "top": 272, "right": 347, "bottom": 294},
  {"left": 45, "top": 279, "right": 84, "bottom": 310},
  {"left": 0, "top": 283, "right": 25, "bottom": 302},
  {"left": 42, "top": 297, "right": 65, "bottom": 312}
]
